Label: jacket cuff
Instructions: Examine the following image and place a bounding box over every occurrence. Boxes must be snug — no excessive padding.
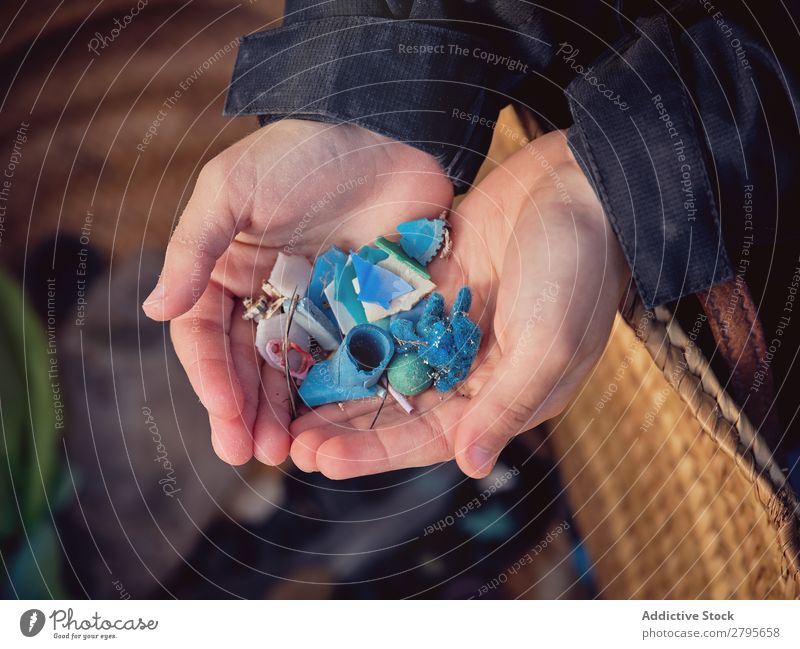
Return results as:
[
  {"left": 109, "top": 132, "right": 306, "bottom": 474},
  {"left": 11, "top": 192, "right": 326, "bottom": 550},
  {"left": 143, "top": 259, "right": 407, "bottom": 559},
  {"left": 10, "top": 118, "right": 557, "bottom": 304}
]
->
[
  {"left": 225, "top": 17, "right": 504, "bottom": 193},
  {"left": 566, "top": 15, "right": 733, "bottom": 308}
]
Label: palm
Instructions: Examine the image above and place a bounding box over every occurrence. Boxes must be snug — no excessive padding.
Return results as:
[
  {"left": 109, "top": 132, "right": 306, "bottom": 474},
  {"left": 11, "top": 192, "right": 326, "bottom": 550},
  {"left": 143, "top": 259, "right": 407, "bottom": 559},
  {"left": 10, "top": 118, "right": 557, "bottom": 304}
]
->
[
  {"left": 290, "top": 131, "right": 629, "bottom": 478},
  {"left": 145, "top": 120, "right": 453, "bottom": 465},
  {"left": 287, "top": 207, "right": 499, "bottom": 476}
]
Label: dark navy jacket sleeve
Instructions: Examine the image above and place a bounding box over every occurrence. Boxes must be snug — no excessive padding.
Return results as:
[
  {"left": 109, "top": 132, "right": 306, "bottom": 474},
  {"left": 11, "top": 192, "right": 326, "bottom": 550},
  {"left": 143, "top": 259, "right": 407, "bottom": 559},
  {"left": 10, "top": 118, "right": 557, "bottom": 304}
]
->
[
  {"left": 565, "top": 3, "right": 800, "bottom": 308},
  {"left": 224, "top": 1, "right": 619, "bottom": 193},
  {"left": 226, "top": 1, "right": 800, "bottom": 309}
]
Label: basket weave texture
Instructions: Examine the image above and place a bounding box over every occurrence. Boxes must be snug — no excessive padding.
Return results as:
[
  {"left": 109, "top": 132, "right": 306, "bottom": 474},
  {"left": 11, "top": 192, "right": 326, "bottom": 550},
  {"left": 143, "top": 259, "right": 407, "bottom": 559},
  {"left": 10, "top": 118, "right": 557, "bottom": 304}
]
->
[{"left": 548, "top": 294, "right": 800, "bottom": 598}]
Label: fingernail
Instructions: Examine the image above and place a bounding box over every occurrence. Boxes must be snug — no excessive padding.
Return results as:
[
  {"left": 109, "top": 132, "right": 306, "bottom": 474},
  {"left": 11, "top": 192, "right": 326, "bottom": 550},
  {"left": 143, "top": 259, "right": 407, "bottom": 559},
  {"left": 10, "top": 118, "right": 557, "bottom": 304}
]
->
[
  {"left": 468, "top": 444, "right": 495, "bottom": 473},
  {"left": 143, "top": 283, "right": 165, "bottom": 307}
]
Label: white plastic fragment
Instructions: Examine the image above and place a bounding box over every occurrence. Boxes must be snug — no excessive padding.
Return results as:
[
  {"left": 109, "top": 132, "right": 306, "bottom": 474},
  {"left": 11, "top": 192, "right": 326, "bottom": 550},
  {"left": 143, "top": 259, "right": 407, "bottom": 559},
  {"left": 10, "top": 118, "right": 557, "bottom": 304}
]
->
[
  {"left": 268, "top": 252, "right": 312, "bottom": 298},
  {"left": 387, "top": 383, "right": 414, "bottom": 414}
]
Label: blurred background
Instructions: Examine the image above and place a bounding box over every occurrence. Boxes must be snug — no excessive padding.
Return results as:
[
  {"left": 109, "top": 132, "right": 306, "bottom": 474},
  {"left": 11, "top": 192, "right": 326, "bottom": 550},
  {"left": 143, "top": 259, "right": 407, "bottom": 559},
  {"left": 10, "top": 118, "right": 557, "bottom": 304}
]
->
[{"left": 0, "top": 0, "right": 593, "bottom": 599}]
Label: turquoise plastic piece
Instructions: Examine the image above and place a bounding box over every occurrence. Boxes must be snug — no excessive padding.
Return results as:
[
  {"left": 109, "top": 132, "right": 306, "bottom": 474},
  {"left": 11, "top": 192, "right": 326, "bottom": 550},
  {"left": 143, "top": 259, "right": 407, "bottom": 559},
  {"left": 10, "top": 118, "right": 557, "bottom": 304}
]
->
[
  {"left": 397, "top": 218, "right": 446, "bottom": 265},
  {"left": 308, "top": 245, "right": 347, "bottom": 322},
  {"left": 389, "top": 287, "right": 481, "bottom": 392},
  {"left": 351, "top": 253, "right": 414, "bottom": 309},
  {"left": 298, "top": 324, "right": 395, "bottom": 407},
  {"left": 324, "top": 256, "right": 367, "bottom": 334},
  {"left": 356, "top": 245, "right": 388, "bottom": 265},
  {"left": 387, "top": 352, "right": 432, "bottom": 396}
]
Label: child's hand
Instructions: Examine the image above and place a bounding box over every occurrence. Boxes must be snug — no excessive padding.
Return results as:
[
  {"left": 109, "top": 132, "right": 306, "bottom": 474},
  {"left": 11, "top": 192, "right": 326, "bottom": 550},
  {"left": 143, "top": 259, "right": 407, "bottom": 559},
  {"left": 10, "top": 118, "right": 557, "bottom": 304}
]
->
[
  {"left": 142, "top": 119, "right": 453, "bottom": 465},
  {"left": 289, "top": 130, "right": 630, "bottom": 478}
]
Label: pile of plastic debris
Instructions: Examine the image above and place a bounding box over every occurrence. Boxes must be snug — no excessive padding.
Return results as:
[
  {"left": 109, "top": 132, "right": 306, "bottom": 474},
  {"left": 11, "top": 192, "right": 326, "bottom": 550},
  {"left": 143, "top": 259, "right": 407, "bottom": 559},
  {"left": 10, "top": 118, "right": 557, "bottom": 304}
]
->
[{"left": 243, "top": 216, "right": 480, "bottom": 417}]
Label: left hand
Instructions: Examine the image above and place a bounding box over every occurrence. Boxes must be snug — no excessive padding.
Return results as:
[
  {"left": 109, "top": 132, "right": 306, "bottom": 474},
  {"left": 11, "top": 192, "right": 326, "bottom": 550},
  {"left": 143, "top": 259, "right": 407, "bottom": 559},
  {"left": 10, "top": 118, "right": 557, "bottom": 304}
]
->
[
  {"left": 289, "top": 130, "right": 630, "bottom": 478},
  {"left": 141, "top": 120, "right": 453, "bottom": 465}
]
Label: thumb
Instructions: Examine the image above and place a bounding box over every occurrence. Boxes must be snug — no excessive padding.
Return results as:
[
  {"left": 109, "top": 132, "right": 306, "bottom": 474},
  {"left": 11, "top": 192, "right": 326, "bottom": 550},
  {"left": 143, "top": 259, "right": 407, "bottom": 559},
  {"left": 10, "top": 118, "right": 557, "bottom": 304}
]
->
[
  {"left": 454, "top": 334, "right": 568, "bottom": 478},
  {"left": 143, "top": 159, "right": 243, "bottom": 320}
]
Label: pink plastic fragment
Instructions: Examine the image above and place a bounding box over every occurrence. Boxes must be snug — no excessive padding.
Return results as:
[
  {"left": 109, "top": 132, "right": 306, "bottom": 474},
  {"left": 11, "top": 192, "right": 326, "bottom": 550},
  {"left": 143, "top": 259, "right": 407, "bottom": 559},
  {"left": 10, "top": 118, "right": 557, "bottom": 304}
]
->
[{"left": 264, "top": 338, "right": 315, "bottom": 381}]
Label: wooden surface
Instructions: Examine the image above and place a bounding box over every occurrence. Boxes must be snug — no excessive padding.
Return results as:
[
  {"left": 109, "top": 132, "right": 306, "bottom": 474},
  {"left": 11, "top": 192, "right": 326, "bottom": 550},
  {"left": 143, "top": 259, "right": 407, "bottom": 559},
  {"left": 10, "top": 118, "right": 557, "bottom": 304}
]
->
[{"left": 0, "top": 0, "right": 284, "bottom": 265}]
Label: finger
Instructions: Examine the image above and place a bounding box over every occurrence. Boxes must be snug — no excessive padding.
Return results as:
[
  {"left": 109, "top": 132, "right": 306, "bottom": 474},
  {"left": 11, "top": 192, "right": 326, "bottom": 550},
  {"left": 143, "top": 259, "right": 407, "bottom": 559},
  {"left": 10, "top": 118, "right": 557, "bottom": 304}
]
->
[
  {"left": 289, "top": 394, "right": 387, "bottom": 472},
  {"left": 290, "top": 397, "right": 388, "bottom": 472},
  {"left": 209, "top": 414, "right": 252, "bottom": 466},
  {"left": 311, "top": 394, "right": 468, "bottom": 479},
  {"left": 290, "top": 428, "right": 339, "bottom": 473},
  {"left": 290, "top": 397, "right": 384, "bottom": 435},
  {"left": 254, "top": 363, "right": 292, "bottom": 466},
  {"left": 143, "top": 160, "right": 244, "bottom": 320},
  {"left": 208, "top": 311, "right": 260, "bottom": 464},
  {"left": 453, "top": 350, "right": 565, "bottom": 478},
  {"left": 449, "top": 197, "right": 578, "bottom": 478},
  {"left": 170, "top": 282, "right": 244, "bottom": 419}
]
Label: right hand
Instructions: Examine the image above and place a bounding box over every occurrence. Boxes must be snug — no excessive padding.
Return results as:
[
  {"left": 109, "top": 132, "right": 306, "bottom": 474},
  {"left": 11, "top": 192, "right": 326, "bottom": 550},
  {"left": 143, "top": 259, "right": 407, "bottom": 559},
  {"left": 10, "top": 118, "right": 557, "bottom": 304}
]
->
[
  {"left": 142, "top": 119, "right": 453, "bottom": 465},
  {"left": 288, "top": 131, "right": 629, "bottom": 480}
]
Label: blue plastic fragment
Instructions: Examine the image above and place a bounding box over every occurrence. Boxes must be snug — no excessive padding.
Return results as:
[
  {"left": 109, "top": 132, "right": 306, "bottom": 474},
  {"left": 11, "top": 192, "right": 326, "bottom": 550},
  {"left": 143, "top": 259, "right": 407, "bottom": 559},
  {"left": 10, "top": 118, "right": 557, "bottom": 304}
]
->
[
  {"left": 308, "top": 245, "right": 347, "bottom": 322},
  {"left": 389, "top": 296, "right": 429, "bottom": 327},
  {"left": 284, "top": 297, "right": 342, "bottom": 351},
  {"left": 351, "top": 253, "right": 414, "bottom": 309},
  {"left": 389, "top": 286, "right": 480, "bottom": 392},
  {"left": 397, "top": 218, "right": 446, "bottom": 265},
  {"left": 324, "top": 256, "right": 367, "bottom": 334},
  {"left": 298, "top": 324, "right": 395, "bottom": 407}
]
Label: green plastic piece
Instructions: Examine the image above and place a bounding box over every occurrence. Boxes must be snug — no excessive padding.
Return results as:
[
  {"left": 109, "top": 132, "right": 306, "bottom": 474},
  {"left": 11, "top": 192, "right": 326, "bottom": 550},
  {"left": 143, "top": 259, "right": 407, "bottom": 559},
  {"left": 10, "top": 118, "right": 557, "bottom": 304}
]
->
[
  {"left": 374, "top": 237, "right": 431, "bottom": 280},
  {"left": 387, "top": 352, "right": 432, "bottom": 396}
]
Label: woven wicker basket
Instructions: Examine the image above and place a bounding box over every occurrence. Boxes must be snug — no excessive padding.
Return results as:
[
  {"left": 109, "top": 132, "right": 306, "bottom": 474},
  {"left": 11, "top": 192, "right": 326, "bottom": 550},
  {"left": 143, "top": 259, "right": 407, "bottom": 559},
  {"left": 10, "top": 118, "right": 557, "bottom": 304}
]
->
[{"left": 549, "top": 292, "right": 800, "bottom": 598}]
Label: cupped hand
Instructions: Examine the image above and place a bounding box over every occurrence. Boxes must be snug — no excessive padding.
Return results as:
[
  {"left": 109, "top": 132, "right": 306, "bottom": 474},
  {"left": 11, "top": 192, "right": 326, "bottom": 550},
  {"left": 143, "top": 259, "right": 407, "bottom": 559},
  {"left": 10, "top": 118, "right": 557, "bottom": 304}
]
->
[
  {"left": 142, "top": 119, "right": 453, "bottom": 465},
  {"left": 289, "top": 130, "right": 630, "bottom": 479}
]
